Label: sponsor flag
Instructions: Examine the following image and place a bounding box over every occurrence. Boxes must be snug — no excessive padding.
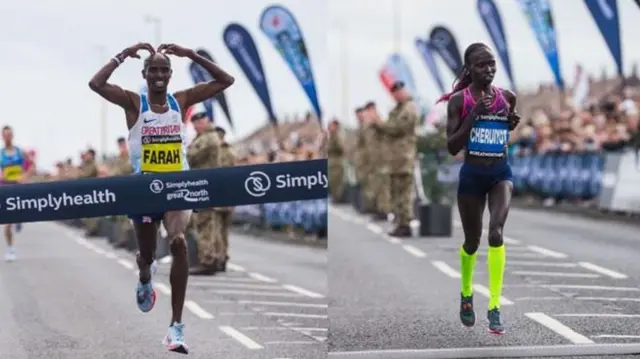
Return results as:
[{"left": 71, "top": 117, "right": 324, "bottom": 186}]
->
[
  {"left": 415, "top": 39, "right": 446, "bottom": 94},
  {"left": 517, "top": 0, "right": 564, "bottom": 89},
  {"left": 584, "top": 0, "right": 622, "bottom": 76},
  {"left": 477, "top": 0, "right": 516, "bottom": 90},
  {"left": 259, "top": 5, "right": 322, "bottom": 121},
  {"left": 223, "top": 23, "right": 277, "bottom": 126},
  {"left": 428, "top": 26, "right": 464, "bottom": 77}
]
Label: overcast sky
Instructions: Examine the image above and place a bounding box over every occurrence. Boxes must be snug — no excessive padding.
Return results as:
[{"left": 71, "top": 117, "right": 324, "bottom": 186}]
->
[
  {"left": 0, "top": 0, "right": 327, "bottom": 170},
  {"left": 327, "top": 0, "right": 640, "bottom": 127}
]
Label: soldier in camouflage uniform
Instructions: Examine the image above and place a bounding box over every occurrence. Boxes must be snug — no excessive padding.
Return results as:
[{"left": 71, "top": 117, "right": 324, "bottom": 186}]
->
[
  {"left": 112, "top": 137, "right": 134, "bottom": 247},
  {"left": 186, "top": 113, "right": 223, "bottom": 275},
  {"left": 371, "top": 81, "right": 418, "bottom": 237},
  {"left": 354, "top": 107, "right": 374, "bottom": 212},
  {"left": 363, "top": 102, "right": 391, "bottom": 221},
  {"left": 215, "top": 126, "right": 235, "bottom": 272},
  {"left": 327, "top": 119, "right": 345, "bottom": 202},
  {"left": 79, "top": 149, "right": 100, "bottom": 236}
]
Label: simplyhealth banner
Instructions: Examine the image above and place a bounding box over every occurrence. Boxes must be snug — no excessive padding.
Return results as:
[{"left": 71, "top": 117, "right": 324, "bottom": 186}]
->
[
  {"left": 477, "top": 0, "right": 516, "bottom": 90},
  {"left": 518, "top": 0, "right": 564, "bottom": 90},
  {"left": 415, "top": 38, "right": 446, "bottom": 94},
  {"left": 195, "top": 49, "right": 234, "bottom": 129},
  {"left": 0, "top": 160, "right": 327, "bottom": 224},
  {"left": 584, "top": 0, "right": 622, "bottom": 76},
  {"left": 260, "top": 5, "right": 322, "bottom": 120},
  {"left": 428, "top": 26, "right": 464, "bottom": 77},
  {"left": 223, "top": 23, "right": 277, "bottom": 125}
]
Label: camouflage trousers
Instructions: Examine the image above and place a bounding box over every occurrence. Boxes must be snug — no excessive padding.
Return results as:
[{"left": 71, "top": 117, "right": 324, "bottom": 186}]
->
[
  {"left": 193, "top": 210, "right": 224, "bottom": 266},
  {"left": 390, "top": 173, "right": 414, "bottom": 226},
  {"left": 366, "top": 170, "right": 391, "bottom": 214},
  {"left": 83, "top": 217, "right": 100, "bottom": 235},
  {"left": 114, "top": 216, "right": 132, "bottom": 246},
  {"left": 217, "top": 209, "right": 233, "bottom": 258},
  {"left": 328, "top": 161, "right": 345, "bottom": 202}
]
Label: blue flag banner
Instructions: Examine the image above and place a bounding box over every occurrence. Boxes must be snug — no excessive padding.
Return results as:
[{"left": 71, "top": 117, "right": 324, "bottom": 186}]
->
[
  {"left": 223, "top": 23, "right": 277, "bottom": 126},
  {"left": 0, "top": 160, "right": 327, "bottom": 224},
  {"left": 188, "top": 62, "right": 216, "bottom": 122},
  {"left": 428, "top": 26, "right": 464, "bottom": 77},
  {"left": 415, "top": 38, "right": 446, "bottom": 94},
  {"left": 477, "top": 0, "right": 516, "bottom": 90},
  {"left": 584, "top": 0, "right": 622, "bottom": 76},
  {"left": 517, "top": 0, "right": 564, "bottom": 90},
  {"left": 259, "top": 5, "right": 322, "bottom": 121},
  {"left": 195, "top": 49, "right": 235, "bottom": 129}
]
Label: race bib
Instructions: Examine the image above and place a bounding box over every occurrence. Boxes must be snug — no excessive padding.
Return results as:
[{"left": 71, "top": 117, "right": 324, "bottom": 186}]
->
[
  {"left": 142, "top": 141, "right": 183, "bottom": 173},
  {"left": 3, "top": 164, "right": 22, "bottom": 182}
]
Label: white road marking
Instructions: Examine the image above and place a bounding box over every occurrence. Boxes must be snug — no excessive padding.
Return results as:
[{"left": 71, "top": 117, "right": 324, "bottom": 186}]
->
[
  {"left": 384, "top": 235, "right": 401, "bottom": 244},
  {"left": 472, "top": 284, "right": 514, "bottom": 305},
  {"left": 366, "top": 223, "right": 383, "bottom": 234},
  {"left": 431, "top": 260, "right": 460, "bottom": 278},
  {"left": 117, "top": 258, "right": 135, "bottom": 270},
  {"left": 578, "top": 262, "right": 628, "bottom": 279},
  {"left": 219, "top": 326, "right": 264, "bottom": 349},
  {"left": 226, "top": 263, "right": 246, "bottom": 272},
  {"left": 155, "top": 282, "right": 171, "bottom": 295},
  {"left": 249, "top": 272, "right": 278, "bottom": 283},
  {"left": 525, "top": 312, "right": 594, "bottom": 344},
  {"left": 577, "top": 297, "right": 640, "bottom": 302},
  {"left": 212, "top": 290, "right": 304, "bottom": 298},
  {"left": 189, "top": 282, "right": 283, "bottom": 290},
  {"left": 592, "top": 335, "right": 640, "bottom": 339},
  {"left": 238, "top": 300, "right": 327, "bottom": 309},
  {"left": 545, "top": 284, "right": 639, "bottom": 291},
  {"left": 507, "top": 260, "right": 578, "bottom": 268},
  {"left": 104, "top": 252, "right": 117, "bottom": 259},
  {"left": 262, "top": 312, "right": 328, "bottom": 319},
  {"left": 159, "top": 255, "right": 172, "bottom": 264},
  {"left": 512, "top": 271, "right": 600, "bottom": 278},
  {"left": 282, "top": 284, "right": 325, "bottom": 299},
  {"left": 526, "top": 245, "right": 568, "bottom": 259},
  {"left": 184, "top": 300, "right": 214, "bottom": 319},
  {"left": 402, "top": 244, "right": 427, "bottom": 258},
  {"left": 554, "top": 313, "right": 640, "bottom": 318}
]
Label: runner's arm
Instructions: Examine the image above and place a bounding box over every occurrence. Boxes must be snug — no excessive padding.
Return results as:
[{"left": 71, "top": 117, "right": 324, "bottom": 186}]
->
[
  {"left": 88, "top": 57, "right": 139, "bottom": 112},
  {"left": 446, "top": 92, "right": 475, "bottom": 156},
  {"left": 174, "top": 50, "right": 235, "bottom": 111}
]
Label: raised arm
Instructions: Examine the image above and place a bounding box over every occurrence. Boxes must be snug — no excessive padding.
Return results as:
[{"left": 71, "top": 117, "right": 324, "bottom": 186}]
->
[
  {"left": 158, "top": 44, "right": 235, "bottom": 111},
  {"left": 88, "top": 43, "right": 155, "bottom": 112}
]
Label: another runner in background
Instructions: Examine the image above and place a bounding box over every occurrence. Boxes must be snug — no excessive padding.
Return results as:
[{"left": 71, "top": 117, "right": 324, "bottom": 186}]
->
[
  {"left": 0, "top": 126, "right": 29, "bottom": 261},
  {"left": 89, "top": 42, "right": 234, "bottom": 354}
]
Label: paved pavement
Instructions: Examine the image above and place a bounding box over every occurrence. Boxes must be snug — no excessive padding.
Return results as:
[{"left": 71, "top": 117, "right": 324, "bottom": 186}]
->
[
  {"left": 328, "top": 204, "right": 640, "bottom": 358},
  {"left": 0, "top": 222, "right": 326, "bottom": 359}
]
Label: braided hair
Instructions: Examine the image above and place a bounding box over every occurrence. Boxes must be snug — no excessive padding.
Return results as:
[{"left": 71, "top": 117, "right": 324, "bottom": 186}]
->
[{"left": 436, "top": 43, "right": 490, "bottom": 104}]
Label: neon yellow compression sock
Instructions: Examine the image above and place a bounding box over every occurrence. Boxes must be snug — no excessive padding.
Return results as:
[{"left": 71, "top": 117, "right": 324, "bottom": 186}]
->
[
  {"left": 459, "top": 246, "right": 477, "bottom": 297},
  {"left": 487, "top": 244, "right": 506, "bottom": 310}
]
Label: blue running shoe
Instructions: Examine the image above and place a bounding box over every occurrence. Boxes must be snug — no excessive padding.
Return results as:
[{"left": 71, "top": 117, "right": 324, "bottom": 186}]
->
[
  {"left": 488, "top": 308, "right": 505, "bottom": 334},
  {"left": 460, "top": 294, "right": 475, "bottom": 327},
  {"left": 15, "top": 223, "right": 22, "bottom": 232},
  {"left": 136, "top": 281, "right": 156, "bottom": 313},
  {"left": 162, "top": 322, "right": 189, "bottom": 354}
]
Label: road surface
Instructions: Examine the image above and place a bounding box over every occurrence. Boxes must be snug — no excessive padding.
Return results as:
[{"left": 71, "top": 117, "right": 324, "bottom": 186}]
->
[
  {"left": 0, "top": 222, "right": 326, "bottom": 359},
  {"left": 328, "top": 204, "right": 640, "bottom": 358}
]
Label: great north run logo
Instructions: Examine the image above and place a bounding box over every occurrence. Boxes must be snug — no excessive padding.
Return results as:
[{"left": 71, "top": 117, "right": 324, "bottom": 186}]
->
[{"left": 3, "top": 190, "right": 117, "bottom": 212}]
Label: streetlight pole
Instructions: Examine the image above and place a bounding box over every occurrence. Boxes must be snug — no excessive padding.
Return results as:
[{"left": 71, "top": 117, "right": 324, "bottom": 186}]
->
[
  {"left": 95, "top": 45, "right": 108, "bottom": 158},
  {"left": 144, "top": 15, "right": 162, "bottom": 46}
]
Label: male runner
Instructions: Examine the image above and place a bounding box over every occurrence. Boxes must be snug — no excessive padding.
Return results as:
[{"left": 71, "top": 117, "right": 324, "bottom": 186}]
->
[
  {"left": 0, "top": 126, "right": 28, "bottom": 261},
  {"left": 437, "top": 43, "right": 520, "bottom": 334},
  {"left": 88, "top": 42, "right": 234, "bottom": 353}
]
